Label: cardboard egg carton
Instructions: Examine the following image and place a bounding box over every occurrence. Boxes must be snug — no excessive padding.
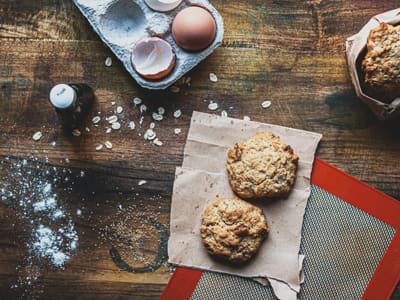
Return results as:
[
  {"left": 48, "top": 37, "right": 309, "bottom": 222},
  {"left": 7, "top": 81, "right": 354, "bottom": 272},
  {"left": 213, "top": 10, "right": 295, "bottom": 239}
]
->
[{"left": 73, "top": 0, "right": 224, "bottom": 90}]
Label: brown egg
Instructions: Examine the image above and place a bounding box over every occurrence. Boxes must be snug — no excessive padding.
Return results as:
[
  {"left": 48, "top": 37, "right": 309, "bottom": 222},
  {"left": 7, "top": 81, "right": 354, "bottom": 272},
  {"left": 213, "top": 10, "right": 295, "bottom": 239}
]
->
[{"left": 172, "top": 6, "right": 216, "bottom": 52}]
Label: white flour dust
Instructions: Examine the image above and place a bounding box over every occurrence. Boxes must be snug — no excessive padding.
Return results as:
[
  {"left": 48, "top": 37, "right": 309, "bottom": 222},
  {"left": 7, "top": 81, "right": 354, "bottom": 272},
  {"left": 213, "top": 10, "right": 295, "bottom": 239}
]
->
[{"left": 0, "top": 156, "right": 81, "bottom": 294}]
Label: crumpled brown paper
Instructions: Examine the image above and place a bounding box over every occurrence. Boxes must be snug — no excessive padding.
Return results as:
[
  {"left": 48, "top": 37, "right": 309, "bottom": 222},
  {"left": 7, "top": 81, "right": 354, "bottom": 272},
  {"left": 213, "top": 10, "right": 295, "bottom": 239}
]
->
[
  {"left": 346, "top": 8, "right": 400, "bottom": 121},
  {"left": 168, "top": 111, "right": 322, "bottom": 299}
]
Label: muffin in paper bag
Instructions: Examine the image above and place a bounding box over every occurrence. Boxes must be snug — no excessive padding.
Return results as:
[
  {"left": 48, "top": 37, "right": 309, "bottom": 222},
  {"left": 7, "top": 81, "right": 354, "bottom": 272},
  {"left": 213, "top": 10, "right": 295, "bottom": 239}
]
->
[{"left": 346, "top": 8, "right": 400, "bottom": 121}]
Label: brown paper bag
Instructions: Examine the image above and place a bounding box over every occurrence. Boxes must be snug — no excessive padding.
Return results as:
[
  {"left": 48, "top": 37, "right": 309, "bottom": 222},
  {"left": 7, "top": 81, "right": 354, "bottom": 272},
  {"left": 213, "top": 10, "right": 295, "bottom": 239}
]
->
[{"left": 346, "top": 8, "right": 400, "bottom": 121}]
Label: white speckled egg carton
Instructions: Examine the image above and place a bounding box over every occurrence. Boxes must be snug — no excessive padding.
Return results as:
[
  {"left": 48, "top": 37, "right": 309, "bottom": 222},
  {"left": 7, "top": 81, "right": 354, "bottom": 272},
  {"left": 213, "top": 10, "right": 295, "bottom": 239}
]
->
[{"left": 73, "top": 0, "right": 224, "bottom": 90}]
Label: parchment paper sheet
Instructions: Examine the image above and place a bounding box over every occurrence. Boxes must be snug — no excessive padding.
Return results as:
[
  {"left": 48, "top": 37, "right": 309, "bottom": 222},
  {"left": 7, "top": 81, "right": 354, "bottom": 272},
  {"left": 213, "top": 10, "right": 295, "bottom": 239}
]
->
[{"left": 168, "top": 111, "right": 322, "bottom": 299}]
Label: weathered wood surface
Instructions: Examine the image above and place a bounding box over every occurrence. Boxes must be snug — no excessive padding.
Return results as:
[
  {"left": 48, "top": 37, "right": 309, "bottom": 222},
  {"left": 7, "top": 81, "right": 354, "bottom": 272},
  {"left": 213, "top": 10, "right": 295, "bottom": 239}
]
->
[{"left": 0, "top": 0, "right": 399, "bottom": 299}]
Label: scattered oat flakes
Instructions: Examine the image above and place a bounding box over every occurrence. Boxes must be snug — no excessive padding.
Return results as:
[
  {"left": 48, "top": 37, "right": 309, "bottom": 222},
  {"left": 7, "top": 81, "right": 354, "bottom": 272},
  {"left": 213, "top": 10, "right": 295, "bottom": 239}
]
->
[
  {"left": 72, "top": 129, "right": 81, "bottom": 137},
  {"left": 92, "top": 116, "right": 101, "bottom": 124},
  {"left": 221, "top": 110, "right": 228, "bottom": 117},
  {"left": 105, "top": 128, "right": 112, "bottom": 134},
  {"left": 128, "top": 121, "right": 135, "bottom": 130},
  {"left": 111, "top": 101, "right": 116, "bottom": 106},
  {"left": 209, "top": 72, "right": 218, "bottom": 82},
  {"left": 105, "top": 57, "right": 112, "bottom": 67},
  {"left": 138, "top": 180, "right": 147, "bottom": 186},
  {"left": 140, "top": 104, "right": 147, "bottom": 113},
  {"left": 261, "top": 100, "right": 272, "bottom": 109},
  {"left": 153, "top": 138, "right": 163, "bottom": 146},
  {"left": 133, "top": 97, "right": 142, "bottom": 106},
  {"left": 96, "top": 144, "right": 103, "bottom": 151},
  {"left": 173, "top": 109, "right": 182, "bottom": 118},
  {"left": 107, "top": 115, "right": 118, "bottom": 124},
  {"left": 208, "top": 102, "right": 219, "bottom": 111},
  {"left": 158, "top": 107, "right": 165, "bottom": 115},
  {"left": 170, "top": 85, "right": 180, "bottom": 93},
  {"left": 174, "top": 128, "right": 181, "bottom": 135},
  {"left": 149, "top": 122, "right": 155, "bottom": 129},
  {"left": 139, "top": 116, "right": 144, "bottom": 126},
  {"left": 111, "top": 122, "right": 121, "bottom": 130},
  {"left": 243, "top": 116, "right": 251, "bottom": 121},
  {"left": 32, "top": 131, "right": 42, "bottom": 141},
  {"left": 85, "top": 127, "right": 90, "bottom": 132},
  {"left": 116, "top": 106, "right": 123, "bottom": 114},
  {"left": 104, "top": 141, "right": 113, "bottom": 149},
  {"left": 152, "top": 112, "right": 163, "bottom": 121}
]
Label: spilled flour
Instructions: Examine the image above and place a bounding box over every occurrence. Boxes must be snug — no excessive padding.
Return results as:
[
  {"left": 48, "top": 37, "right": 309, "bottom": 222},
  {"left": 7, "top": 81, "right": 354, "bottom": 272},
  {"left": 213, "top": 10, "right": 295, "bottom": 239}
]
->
[{"left": 0, "top": 156, "right": 81, "bottom": 297}]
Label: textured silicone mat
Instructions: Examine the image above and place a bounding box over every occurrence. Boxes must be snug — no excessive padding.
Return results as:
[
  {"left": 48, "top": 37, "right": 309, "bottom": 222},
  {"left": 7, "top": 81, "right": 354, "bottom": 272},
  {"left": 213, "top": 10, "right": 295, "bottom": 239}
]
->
[
  {"left": 190, "top": 185, "right": 396, "bottom": 300},
  {"left": 162, "top": 159, "right": 400, "bottom": 300}
]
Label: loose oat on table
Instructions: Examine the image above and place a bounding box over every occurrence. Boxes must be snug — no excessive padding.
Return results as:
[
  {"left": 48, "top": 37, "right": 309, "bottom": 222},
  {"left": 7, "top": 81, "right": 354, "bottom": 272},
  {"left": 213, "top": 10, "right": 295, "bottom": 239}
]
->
[
  {"left": 105, "top": 57, "right": 112, "bottom": 67},
  {"left": 128, "top": 121, "right": 135, "bottom": 130},
  {"left": 106, "top": 128, "right": 112, "bottom": 134},
  {"left": 95, "top": 144, "right": 103, "bottom": 151},
  {"left": 111, "top": 101, "right": 116, "bottom": 106},
  {"left": 138, "top": 180, "right": 147, "bottom": 186},
  {"left": 149, "top": 122, "right": 155, "bottom": 129},
  {"left": 153, "top": 138, "right": 163, "bottom": 146},
  {"left": 209, "top": 72, "right": 218, "bottom": 82},
  {"left": 72, "top": 129, "right": 81, "bottom": 137},
  {"left": 32, "top": 131, "right": 42, "bottom": 141},
  {"left": 144, "top": 129, "right": 156, "bottom": 140},
  {"left": 111, "top": 122, "right": 121, "bottom": 130},
  {"left": 116, "top": 106, "right": 123, "bottom": 114},
  {"left": 104, "top": 141, "right": 113, "bottom": 149},
  {"left": 208, "top": 102, "right": 219, "bottom": 111},
  {"left": 158, "top": 107, "right": 165, "bottom": 115},
  {"left": 152, "top": 112, "right": 163, "bottom": 121},
  {"left": 107, "top": 115, "right": 118, "bottom": 124},
  {"left": 174, "top": 128, "right": 181, "bottom": 135},
  {"left": 133, "top": 97, "right": 142, "bottom": 106},
  {"left": 173, "top": 109, "right": 182, "bottom": 118},
  {"left": 92, "top": 116, "right": 101, "bottom": 124},
  {"left": 261, "top": 100, "right": 272, "bottom": 109},
  {"left": 140, "top": 104, "right": 147, "bottom": 113}
]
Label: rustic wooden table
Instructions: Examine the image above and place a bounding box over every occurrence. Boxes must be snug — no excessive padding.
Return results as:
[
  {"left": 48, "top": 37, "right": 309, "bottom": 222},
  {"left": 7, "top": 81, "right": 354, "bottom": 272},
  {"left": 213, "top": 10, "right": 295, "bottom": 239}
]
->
[{"left": 0, "top": 0, "right": 399, "bottom": 299}]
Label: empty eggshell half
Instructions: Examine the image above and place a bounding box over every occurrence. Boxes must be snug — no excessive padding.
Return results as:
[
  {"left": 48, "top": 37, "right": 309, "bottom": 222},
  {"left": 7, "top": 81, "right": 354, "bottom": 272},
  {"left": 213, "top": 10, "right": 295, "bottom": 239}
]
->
[
  {"left": 131, "top": 37, "right": 175, "bottom": 80},
  {"left": 144, "top": 0, "right": 182, "bottom": 12}
]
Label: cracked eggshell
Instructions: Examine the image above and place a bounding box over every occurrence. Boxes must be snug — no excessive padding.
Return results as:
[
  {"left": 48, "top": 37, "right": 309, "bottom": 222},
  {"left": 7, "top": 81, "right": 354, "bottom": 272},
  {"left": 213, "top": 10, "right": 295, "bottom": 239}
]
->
[
  {"left": 144, "top": 0, "right": 182, "bottom": 12},
  {"left": 131, "top": 37, "right": 176, "bottom": 80}
]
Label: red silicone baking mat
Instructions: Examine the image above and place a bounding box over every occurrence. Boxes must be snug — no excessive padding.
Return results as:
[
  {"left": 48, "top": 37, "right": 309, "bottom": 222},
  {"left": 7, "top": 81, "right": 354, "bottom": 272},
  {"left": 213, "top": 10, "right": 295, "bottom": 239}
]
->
[{"left": 161, "top": 158, "right": 400, "bottom": 300}]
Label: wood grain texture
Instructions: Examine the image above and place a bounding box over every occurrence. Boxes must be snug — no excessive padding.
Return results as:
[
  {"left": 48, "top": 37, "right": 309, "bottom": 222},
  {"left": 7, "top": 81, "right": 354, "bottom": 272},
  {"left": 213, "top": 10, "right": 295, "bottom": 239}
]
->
[{"left": 0, "top": 0, "right": 399, "bottom": 299}]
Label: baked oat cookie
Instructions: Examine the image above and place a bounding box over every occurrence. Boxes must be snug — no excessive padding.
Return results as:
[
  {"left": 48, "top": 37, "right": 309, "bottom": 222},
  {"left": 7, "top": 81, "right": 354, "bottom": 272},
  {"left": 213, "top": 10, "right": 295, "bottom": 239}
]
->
[
  {"left": 200, "top": 197, "right": 269, "bottom": 263},
  {"left": 362, "top": 22, "right": 400, "bottom": 101},
  {"left": 226, "top": 132, "right": 299, "bottom": 199}
]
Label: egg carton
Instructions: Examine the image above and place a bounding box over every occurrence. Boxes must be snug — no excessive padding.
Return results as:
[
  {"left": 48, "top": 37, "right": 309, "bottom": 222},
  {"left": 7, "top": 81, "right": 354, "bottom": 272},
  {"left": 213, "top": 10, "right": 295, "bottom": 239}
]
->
[{"left": 72, "top": 0, "right": 224, "bottom": 90}]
